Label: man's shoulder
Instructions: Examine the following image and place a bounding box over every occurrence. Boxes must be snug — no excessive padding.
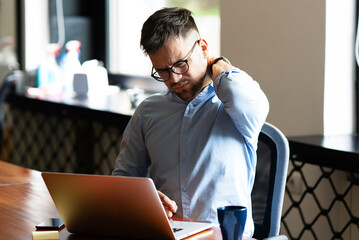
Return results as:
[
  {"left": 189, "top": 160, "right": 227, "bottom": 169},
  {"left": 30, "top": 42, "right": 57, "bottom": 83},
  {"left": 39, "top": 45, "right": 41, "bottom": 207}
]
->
[
  {"left": 139, "top": 91, "right": 170, "bottom": 106},
  {"left": 147, "top": 91, "right": 170, "bottom": 100},
  {"left": 134, "top": 90, "right": 182, "bottom": 114}
]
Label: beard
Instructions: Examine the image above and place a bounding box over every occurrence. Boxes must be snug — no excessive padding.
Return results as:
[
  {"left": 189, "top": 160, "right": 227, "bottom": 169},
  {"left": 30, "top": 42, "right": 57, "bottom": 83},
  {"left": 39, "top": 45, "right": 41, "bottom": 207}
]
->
[{"left": 171, "top": 71, "right": 208, "bottom": 102}]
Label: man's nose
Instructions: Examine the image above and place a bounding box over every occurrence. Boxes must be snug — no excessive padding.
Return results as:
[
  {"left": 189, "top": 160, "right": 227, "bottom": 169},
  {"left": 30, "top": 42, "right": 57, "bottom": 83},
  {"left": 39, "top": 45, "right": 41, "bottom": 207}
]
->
[{"left": 169, "top": 71, "right": 182, "bottom": 83}]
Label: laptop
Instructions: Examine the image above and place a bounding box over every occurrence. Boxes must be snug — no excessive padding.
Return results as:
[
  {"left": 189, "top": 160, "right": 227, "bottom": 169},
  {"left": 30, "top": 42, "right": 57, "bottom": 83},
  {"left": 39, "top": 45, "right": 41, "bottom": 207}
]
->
[{"left": 41, "top": 172, "right": 212, "bottom": 239}]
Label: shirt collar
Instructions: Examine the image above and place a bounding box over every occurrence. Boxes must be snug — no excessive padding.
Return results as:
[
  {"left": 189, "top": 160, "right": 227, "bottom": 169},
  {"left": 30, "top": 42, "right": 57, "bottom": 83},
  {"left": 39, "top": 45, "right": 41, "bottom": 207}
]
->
[{"left": 191, "top": 83, "right": 215, "bottom": 106}]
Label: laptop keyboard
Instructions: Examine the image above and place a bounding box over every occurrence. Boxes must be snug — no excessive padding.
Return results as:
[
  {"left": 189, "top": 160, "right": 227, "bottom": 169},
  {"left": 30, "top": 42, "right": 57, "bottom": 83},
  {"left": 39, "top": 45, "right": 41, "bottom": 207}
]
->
[{"left": 172, "top": 228, "right": 183, "bottom": 233}]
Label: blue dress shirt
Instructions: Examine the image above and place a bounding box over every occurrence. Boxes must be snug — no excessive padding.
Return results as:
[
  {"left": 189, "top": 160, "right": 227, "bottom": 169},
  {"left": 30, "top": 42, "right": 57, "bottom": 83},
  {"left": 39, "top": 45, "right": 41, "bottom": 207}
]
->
[{"left": 112, "top": 68, "right": 269, "bottom": 237}]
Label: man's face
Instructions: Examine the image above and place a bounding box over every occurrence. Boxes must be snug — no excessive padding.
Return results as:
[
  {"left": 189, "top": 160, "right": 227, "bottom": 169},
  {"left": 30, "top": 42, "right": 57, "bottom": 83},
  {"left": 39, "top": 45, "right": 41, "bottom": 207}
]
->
[{"left": 149, "top": 36, "right": 210, "bottom": 102}]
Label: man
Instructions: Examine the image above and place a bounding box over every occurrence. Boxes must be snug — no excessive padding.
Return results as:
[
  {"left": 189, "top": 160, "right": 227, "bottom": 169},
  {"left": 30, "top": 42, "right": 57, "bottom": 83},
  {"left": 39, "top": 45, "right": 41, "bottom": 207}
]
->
[{"left": 112, "top": 7, "right": 269, "bottom": 237}]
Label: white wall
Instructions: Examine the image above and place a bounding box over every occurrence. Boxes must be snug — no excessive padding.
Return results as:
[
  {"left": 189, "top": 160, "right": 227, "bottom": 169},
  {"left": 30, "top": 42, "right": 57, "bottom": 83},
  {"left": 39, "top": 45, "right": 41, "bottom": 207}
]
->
[
  {"left": 221, "top": 0, "right": 326, "bottom": 136},
  {"left": 0, "top": 0, "right": 16, "bottom": 39},
  {"left": 0, "top": 0, "right": 17, "bottom": 83}
]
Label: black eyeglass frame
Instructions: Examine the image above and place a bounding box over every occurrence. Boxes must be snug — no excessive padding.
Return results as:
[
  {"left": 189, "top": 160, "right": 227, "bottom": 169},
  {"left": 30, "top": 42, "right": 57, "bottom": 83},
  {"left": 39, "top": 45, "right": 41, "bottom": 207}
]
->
[{"left": 151, "top": 40, "right": 200, "bottom": 82}]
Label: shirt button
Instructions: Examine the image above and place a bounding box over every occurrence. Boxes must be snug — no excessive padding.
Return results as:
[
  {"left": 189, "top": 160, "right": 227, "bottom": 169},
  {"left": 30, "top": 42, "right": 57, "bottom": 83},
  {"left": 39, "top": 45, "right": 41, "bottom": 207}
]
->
[
  {"left": 181, "top": 129, "right": 187, "bottom": 134},
  {"left": 182, "top": 186, "right": 187, "bottom": 192},
  {"left": 181, "top": 157, "right": 186, "bottom": 164}
]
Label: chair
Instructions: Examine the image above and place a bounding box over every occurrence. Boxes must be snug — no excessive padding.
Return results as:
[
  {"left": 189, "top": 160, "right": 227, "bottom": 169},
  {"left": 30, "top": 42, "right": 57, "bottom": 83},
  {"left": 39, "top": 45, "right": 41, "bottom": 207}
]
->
[{"left": 251, "top": 122, "right": 289, "bottom": 239}]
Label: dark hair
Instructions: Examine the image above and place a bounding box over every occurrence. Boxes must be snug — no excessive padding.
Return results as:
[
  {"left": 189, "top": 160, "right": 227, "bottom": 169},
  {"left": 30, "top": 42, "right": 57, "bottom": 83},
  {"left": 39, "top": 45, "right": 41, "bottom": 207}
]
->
[{"left": 140, "top": 7, "right": 199, "bottom": 55}]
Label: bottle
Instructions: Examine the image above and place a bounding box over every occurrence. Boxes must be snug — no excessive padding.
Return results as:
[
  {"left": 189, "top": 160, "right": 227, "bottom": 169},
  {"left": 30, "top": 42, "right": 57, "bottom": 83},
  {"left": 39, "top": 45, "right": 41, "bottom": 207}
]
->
[
  {"left": 37, "top": 43, "right": 62, "bottom": 96},
  {"left": 81, "top": 59, "right": 109, "bottom": 96},
  {"left": 61, "top": 40, "right": 81, "bottom": 95}
]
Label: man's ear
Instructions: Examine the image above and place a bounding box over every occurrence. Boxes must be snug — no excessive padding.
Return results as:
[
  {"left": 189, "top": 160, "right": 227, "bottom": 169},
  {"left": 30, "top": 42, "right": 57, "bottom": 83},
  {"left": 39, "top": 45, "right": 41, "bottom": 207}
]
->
[{"left": 199, "top": 38, "right": 209, "bottom": 57}]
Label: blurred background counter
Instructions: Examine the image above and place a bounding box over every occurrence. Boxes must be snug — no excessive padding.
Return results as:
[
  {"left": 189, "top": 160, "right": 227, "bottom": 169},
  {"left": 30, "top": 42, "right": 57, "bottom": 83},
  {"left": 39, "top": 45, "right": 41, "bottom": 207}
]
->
[{"left": 0, "top": 84, "right": 141, "bottom": 175}]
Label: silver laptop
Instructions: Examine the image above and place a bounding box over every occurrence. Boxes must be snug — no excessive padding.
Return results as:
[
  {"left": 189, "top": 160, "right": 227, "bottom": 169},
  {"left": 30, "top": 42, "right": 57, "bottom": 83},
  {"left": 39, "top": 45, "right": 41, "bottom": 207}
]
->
[{"left": 41, "top": 172, "right": 212, "bottom": 239}]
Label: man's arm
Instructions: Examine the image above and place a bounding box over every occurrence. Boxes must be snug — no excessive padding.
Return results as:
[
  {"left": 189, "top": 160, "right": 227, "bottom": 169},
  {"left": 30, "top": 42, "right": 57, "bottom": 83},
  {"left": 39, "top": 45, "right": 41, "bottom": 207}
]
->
[
  {"left": 112, "top": 107, "right": 149, "bottom": 177},
  {"left": 112, "top": 106, "right": 178, "bottom": 219},
  {"left": 208, "top": 55, "right": 269, "bottom": 144}
]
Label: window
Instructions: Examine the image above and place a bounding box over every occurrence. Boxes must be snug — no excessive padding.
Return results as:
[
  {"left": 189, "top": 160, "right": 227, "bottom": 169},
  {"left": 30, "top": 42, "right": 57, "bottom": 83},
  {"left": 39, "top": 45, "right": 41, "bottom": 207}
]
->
[
  {"left": 323, "top": 0, "right": 356, "bottom": 134},
  {"left": 107, "top": 0, "right": 220, "bottom": 76}
]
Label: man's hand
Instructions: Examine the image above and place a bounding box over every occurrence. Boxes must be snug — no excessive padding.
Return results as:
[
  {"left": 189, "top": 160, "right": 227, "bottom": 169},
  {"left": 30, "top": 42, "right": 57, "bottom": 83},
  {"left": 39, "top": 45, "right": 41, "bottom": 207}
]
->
[
  {"left": 207, "top": 55, "right": 233, "bottom": 80},
  {"left": 158, "top": 191, "right": 178, "bottom": 218}
]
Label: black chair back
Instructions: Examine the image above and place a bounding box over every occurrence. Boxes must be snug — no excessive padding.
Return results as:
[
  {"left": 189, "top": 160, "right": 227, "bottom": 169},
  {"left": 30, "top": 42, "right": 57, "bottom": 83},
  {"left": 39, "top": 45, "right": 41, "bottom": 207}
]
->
[{"left": 251, "top": 122, "right": 289, "bottom": 239}]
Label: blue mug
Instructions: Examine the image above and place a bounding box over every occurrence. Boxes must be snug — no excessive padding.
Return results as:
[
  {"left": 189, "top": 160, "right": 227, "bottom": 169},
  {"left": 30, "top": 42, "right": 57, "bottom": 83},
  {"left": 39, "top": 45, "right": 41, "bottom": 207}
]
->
[{"left": 217, "top": 206, "right": 247, "bottom": 240}]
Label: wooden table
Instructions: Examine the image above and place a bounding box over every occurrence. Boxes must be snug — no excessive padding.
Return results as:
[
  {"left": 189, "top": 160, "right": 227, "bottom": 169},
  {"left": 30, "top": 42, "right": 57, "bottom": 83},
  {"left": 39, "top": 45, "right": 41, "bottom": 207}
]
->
[{"left": 0, "top": 161, "right": 227, "bottom": 240}]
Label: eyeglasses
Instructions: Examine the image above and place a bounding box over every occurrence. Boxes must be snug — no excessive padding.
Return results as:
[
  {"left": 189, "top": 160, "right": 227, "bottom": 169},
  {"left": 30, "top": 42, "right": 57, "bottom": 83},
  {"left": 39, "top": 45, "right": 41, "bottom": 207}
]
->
[{"left": 151, "top": 40, "right": 199, "bottom": 82}]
